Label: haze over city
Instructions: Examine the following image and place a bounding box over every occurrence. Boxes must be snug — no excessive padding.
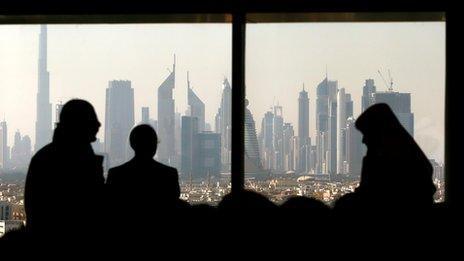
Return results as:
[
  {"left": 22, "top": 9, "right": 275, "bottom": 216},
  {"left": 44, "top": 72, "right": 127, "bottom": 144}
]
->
[{"left": 0, "top": 22, "right": 445, "bottom": 162}]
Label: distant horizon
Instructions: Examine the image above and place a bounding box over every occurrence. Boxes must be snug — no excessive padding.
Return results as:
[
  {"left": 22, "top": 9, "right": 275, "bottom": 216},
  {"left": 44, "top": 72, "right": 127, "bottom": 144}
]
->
[{"left": 0, "top": 22, "right": 445, "bottom": 162}]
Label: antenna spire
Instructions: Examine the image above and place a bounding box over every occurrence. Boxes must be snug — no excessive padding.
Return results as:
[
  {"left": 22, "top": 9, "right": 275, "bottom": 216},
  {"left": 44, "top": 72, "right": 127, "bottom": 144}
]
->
[
  {"left": 187, "top": 71, "right": 191, "bottom": 89},
  {"left": 325, "top": 65, "right": 328, "bottom": 79}
]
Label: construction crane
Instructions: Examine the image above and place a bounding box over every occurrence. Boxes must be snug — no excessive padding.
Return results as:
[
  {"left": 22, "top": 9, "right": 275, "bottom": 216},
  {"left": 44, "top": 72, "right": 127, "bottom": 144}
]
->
[{"left": 378, "top": 69, "right": 394, "bottom": 92}]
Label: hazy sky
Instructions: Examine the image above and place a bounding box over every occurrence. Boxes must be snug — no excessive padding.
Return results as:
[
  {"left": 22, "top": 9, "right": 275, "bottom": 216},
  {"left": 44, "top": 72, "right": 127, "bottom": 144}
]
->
[{"left": 0, "top": 22, "right": 445, "bottom": 162}]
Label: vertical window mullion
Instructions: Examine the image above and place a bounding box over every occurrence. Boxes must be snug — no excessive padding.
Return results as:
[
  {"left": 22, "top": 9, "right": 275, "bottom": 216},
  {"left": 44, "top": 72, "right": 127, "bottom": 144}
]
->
[{"left": 231, "top": 12, "right": 246, "bottom": 193}]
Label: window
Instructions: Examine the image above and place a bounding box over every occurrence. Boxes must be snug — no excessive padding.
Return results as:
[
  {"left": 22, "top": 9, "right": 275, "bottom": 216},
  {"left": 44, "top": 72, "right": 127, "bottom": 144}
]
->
[
  {"left": 0, "top": 19, "right": 232, "bottom": 218},
  {"left": 245, "top": 17, "right": 446, "bottom": 204},
  {"left": 0, "top": 10, "right": 453, "bottom": 237}
]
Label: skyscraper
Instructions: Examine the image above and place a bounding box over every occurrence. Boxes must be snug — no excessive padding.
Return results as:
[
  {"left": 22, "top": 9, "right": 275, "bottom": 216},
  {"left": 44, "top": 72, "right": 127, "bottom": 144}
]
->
[
  {"left": 273, "top": 105, "right": 284, "bottom": 172},
  {"left": 282, "top": 123, "right": 295, "bottom": 171},
  {"left": 362, "top": 79, "right": 376, "bottom": 112},
  {"left": 187, "top": 72, "right": 205, "bottom": 132},
  {"left": 157, "top": 57, "right": 176, "bottom": 166},
  {"left": 336, "top": 90, "right": 353, "bottom": 174},
  {"left": 345, "top": 117, "right": 363, "bottom": 177},
  {"left": 0, "top": 121, "right": 9, "bottom": 169},
  {"left": 197, "top": 131, "right": 221, "bottom": 179},
  {"left": 315, "top": 76, "right": 338, "bottom": 175},
  {"left": 174, "top": 111, "right": 182, "bottom": 167},
  {"left": 261, "top": 110, "right": 274, "bottom": 170},
  {"left": 298, "top": 86, "right": 309, "bottom": 174},
  {"left": 374, "top": 91, "right": 414, "bottom": 136},
  {"left": 244, "top": 99, "right": 264, "bottom": 175},
  {"left": 328, "top": 100, "right": 337, "bottom": 175},
  {"left": 345, "top": 93, "right": 353, "bottom": 119},
  {"left": 105, "top": 80, "right": 135, "bottom": 167},
  {"left": 181, "top": 116, "right": 199, "bottom": 179},
  {"left": 215, "top": 78, "right": 232, "bottom": 172},
  {"left": 35, "top": 25, "right": 52, "bottom": 151},
  {"left": 141, "top": 107, "right": 150, "bottom": 124},
  {"left": 10, "top": 130, "right": 32, "bottom": 170},
  {"left": 336, "top": 88, "right": 346, "bottom": 174}
]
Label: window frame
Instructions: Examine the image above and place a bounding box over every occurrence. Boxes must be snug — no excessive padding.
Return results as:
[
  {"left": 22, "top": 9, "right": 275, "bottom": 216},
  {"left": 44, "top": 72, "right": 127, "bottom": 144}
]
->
[{"left": 0, "top": 1, "right": 455, "bottom": 205}]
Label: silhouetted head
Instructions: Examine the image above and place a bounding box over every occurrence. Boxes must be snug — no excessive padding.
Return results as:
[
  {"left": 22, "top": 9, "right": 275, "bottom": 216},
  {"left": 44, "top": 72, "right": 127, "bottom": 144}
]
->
[
  {"left": 55, "top": 99, "right": 100, "bottom": 143},
  {"left": 130, "top": 124, "right": 158, "bottom": 159}
]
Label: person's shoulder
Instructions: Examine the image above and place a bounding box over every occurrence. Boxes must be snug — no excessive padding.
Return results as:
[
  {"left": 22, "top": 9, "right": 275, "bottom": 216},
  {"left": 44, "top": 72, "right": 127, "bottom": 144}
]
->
[
  {"left": 153, "top": 161, "right": 178, "bottom": 173},
  {"left": 108, "top": 161, "right": 133, "bottom": 174},
  {"left": 30, "top": 143, "right": 54, "bottom": 161}
]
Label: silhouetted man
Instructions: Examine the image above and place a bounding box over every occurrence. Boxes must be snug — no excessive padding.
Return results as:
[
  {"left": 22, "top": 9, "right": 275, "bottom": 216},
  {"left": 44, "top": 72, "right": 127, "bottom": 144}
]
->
[
  {"left": 106, "top": 124, "right": 181, "bottom": 209},
  {"left": 25, "top": 99, "right": 104, "bottom": 237}
]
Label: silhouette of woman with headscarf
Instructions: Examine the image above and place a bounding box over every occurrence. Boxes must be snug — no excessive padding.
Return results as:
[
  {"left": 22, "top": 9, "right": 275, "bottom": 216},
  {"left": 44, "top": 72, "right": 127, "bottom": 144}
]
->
[{"left": 354, "top": 103, "right": 436, "bottom": 210}]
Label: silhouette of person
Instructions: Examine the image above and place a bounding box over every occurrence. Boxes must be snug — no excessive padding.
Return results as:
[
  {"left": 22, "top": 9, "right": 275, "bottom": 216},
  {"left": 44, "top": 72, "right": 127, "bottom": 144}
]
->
[
  {"left": 106, "top": 124, "right": 182, "bottom": 209},
  {"left": 353, "top": 103, "right": 436, "bottom": 211},
  {"left": 24, "top": 99, "right": 104, "bottom": 237}
]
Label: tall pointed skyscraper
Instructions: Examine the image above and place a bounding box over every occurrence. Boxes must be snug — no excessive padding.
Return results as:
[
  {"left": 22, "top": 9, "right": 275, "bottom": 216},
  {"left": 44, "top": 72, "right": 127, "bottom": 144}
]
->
[
  {"left": 35, "top": 25, "right": 52, "bottom": 151},
  {"left": 157, "top": 56, "right": 176, "bottom": 165},
  {"left": 244, "top": 99, "right": 264, "bottom": 176},
  {"left": 315, "top": 76, "right": 338, "bottom": 175},
  {"left": 298, "top": 85, "right": 309, "bottom": 174},
  {"left": 187, "top": 72, "right": 205, "bottom": 132},
  {"left": 215, "top": 78, "right": 232, "bottom": 171}
]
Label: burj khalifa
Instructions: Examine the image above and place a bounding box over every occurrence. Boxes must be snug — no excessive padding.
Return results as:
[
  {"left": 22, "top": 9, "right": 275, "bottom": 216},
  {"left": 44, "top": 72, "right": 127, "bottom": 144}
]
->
[{"left": 35, "top": 25, "right": 52, "bottom": 151}]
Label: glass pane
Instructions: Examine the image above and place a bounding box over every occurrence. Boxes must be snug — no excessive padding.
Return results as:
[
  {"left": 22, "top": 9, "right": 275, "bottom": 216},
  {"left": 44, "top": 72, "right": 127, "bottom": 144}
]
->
[
  {"left": 0, "top": 23, "right": 231, "bottom": 230},
  {"left": 246, "top": 21, "right": 445, "bottom": 204}
]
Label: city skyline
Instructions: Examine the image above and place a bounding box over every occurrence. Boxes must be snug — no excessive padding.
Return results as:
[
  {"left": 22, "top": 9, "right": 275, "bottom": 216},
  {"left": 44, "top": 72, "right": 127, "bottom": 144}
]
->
[{"left": 0, "top": 22, "right": 445, "bottom": 162}]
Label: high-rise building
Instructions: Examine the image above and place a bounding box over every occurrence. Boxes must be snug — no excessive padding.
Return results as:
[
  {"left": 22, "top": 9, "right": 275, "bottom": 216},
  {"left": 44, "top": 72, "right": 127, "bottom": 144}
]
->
[
  {"left": 187, "top": 72, "right": 205, "bottom": 132},
  {"left": 157, "top": 57, "right": 176, "bottom": 166},
  {"left": 298, "top": 86, "right": 309, "bottom": 173},
  {"left": 345, "top": 93, "right": 353, "bottom": 119},
  {"left": 374, "top": 91, "right": 414, "bottom": 136},
  {"left": 197, "top": 131, "right": 221, "bottom": 179},
  {"left": 362, "top": 79, "right": 376, "bottom": 112},
  {"left": 309, "top": 145, "right": 317, "bottom": 174},
  {"left": 10, "top": 130, "right": 32, "bottom": 170},
  {"left": 315, "top": 76, "right": 338, "bottom": 174},
  {"left": 336, "top": 88, "right": 347, "bottom": 174},
  {"left": 339, "top": 91, "right": 353, "bottom": 174},
  {"left": 141, "top": 107, "right": 150, "bottom": 124},
  {"left": 345, "top": 117, "right": 363, "bottom": 177},
  {"left": 174, "top": 111, "right": 182, "bottom": 167},
  {"left": 273, "top": 105, "right": 284, "bottom": 172},
  {"left": 215, "top": 78, "right": 232, "bottom": 172},
  {"left": 261, "top": 110, "right": 274, "bottom": 170},
  {"left": 35, "top": 25, "right": 52, "bottom": 151},
  {"left": 328, "top": 100, "right": 337, "bottom": 175},
  {"left": 244, "top": 99, "right": 264, "bottom": 175},
  {"left": 181, "top": 116, "right": 199, "bottom": 179},
  {"left": 0, "top": 121, "right": 9, "bottom": 169},
  {"left": 292, "top": 136, "right": 300, "bottom": 173},
  {"left": 105, "top": 80, "right": 135, "bottom": 167},
  {"left": 0, "top": 202, "right": 12, "bottom": 220},
  {"left": 282, "top": 123, "right": 295, "bottom": 171}
]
